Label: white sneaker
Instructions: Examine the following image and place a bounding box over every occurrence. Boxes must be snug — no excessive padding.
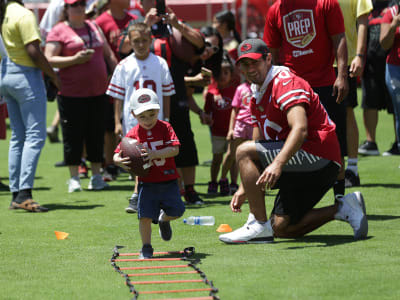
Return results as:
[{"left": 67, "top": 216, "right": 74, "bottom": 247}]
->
[
  {"left": 68, "top": 176, "right": 82, "bottom": 193},
  {"left": 219, "top": 218, "right": 274, "bottom": 244},
  {"left": 335, "top": 192, "right": 368, "bottom": 240},
  {"left": 88, "top": 174, "right": 109, "bottom": 190}
]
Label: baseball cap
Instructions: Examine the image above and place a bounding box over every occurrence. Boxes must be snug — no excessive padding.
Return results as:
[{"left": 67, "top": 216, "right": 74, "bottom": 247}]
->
[
  {"left": 130, "top": 88, "right": 160, "bottom": 115},
  {"left": 236, "top": 39, "right": 270, "bottom": 63},
  {"left": 64, "top": 0, "right": 84, "bottom": 4}
]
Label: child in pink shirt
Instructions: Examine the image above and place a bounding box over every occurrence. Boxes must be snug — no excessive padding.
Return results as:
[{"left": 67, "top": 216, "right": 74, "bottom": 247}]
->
[{"left": 218, "top": 81, "right": 253, "bottom": 195}]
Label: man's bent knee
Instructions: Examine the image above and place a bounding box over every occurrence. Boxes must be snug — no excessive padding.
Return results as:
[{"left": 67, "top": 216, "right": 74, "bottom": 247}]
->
[
  {"left": 271, "top": 214, "right": 290, "bottom": 237},
  {"left": 236, "top": 141, "right": 258, "bottom": 162}
]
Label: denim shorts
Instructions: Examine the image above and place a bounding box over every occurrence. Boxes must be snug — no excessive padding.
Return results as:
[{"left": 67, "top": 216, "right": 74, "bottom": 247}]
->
[{"left": 137, "top": 179, "right": 185, "bottom": 222}]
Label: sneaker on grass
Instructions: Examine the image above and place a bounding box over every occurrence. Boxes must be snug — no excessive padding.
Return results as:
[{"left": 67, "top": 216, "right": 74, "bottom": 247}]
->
[
  {"left": 158, "top": 210, "right": 172, "bottom": 241},
  {"left": 358, "top": 141, "right": 379, "bottom": 156},
  {"left": 139, "top": 244, "right": 154, "bottom": 259},
  {"left": 219, "top": 178, "right": 230, "bottom": 196},
  {"left": 344, "top": 169, "right": 360, "bottom": 188},
  {"left": 335, "top": 191, "right": 368, "bottom": 240},
  {"left": 219, "top": 217, "right": 274, "bottom": 244},
  {"left": 88, "top": 174, "right": 109, "bottom": 190},
  {"left": 207, "top": 181, "right": 218, "bottom": 195},
  {"left": 68, "top": 176, "right": 82, "bottom": 193},
  {"left": 382, "top": 142, "right": 400, "bottom": 156},
  {"left": 125, "top": 193, "right": 138, "bottom": 213}
]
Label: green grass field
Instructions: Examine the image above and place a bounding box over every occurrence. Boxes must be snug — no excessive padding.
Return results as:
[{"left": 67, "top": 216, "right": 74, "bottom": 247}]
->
[{"left": 1, "top": 93, "right": 400, "bottom": 300}]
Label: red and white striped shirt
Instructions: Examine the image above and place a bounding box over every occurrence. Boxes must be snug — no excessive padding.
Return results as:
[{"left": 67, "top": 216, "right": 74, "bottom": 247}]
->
[
  {"left": 250, "top": 65, "right": 341, "bottom": 165},
  {"left": 107, "top": 52, "right": 175, "bottom": 134}
]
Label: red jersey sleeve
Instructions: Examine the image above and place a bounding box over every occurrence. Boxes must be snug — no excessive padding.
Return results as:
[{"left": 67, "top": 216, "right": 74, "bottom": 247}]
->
[{"left": 263, "top": 3, "right": 282, "bottom": 48}]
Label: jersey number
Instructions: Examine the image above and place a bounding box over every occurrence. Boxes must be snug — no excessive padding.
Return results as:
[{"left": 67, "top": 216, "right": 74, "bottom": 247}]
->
[
  {"left": 134, "top": 80, "right": 156, "bottom": 92},
  {"left": 144, "top": 140, "right": 166, "bottom": 166}
]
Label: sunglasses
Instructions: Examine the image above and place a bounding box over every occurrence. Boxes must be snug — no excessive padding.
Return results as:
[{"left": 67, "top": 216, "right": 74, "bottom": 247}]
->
[
  {"left": 70, "top": 1, "right": 85, "bottom": 7},
  {"left": 205, "top": 41, "right": 219, "bottom": 53}
]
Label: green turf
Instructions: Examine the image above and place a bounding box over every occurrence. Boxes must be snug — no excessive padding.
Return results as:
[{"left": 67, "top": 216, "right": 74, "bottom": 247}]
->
[{"left": 1, "top": 92, "right": 400, "bottom": 299}]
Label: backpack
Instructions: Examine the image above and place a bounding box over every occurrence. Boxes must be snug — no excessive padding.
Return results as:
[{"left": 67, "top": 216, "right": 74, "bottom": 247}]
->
[{"left": 151, "top": 38, "right": 172, "bottom": 67}]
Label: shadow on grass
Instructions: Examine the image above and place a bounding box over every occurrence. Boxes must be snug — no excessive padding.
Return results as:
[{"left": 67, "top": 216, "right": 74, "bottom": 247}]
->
[
  {"left": 361, "top": 183, "right": 400, "bottom": 188},
  {"left": 43, "top": 203, "right": 104, "bottom": 210},
  {"left": 85, "top": 185, "right": 135, "bottom": 192},
  {"left": 280, "top": 234, "right": 373, "bottom": 249},
  {"left": 367, "top": 214, "right": 400, "bottom": 221}
]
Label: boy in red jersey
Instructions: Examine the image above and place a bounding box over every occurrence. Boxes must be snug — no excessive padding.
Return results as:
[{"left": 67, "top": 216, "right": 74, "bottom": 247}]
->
[
  {"left": 113, "top": 88, "right": 184, "bottom": 258},
  {"left": 219, "top": 39, "right": 367, "bottom": 244}
]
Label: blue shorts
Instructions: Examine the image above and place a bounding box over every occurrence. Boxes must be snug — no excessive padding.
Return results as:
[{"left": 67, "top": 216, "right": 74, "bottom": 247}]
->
[{"left": 137, "top": 179, "right": 185, "bottom": 222}]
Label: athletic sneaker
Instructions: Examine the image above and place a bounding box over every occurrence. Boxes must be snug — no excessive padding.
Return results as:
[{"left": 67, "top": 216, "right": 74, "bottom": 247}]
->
[
  {"left": 46, "top": 125, "right": 60, "bottom": 143},
  {"left": 358, "top": 141, "right": 380, "bottom": 156},
  {"left": 335, "top": 192, "right": 368, "bottom": 240},
  {"left": 382, "top": 142, "right": 400, "bottom": 156},
  {"left": 219, "top": 178, "right": 230, "bottom": 196},
  {"left": 68, "top": 176, "right": 82, "bottom": 193},
  {"left": 344, "top": 169, "right": 360, "bottom": 188},
  {"left": 103, "top": 164, "right": 119, "bottom": 182},
  {"left": 158, "top": 210, "right": 172, "bottom": 241},
  {"left": 139, "top": 244, "right": 154, "bottom": 259},
  {"left": 219, "top": 218, "right": 274, "bottom": 244},
  {"left": 184, "top": 187, "right": 204, "bottom": 205},
  {"left": 88, "top": 174, "right": 109, "bottom": 190},
  {"left": 125, "top": 193, "right": 138, "bottom": 213},
  {"left": 207, "top": 181, "right": 218, "bottom": 195}
]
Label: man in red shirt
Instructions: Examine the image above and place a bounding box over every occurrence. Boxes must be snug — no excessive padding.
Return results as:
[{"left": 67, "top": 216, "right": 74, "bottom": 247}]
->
[
  {"left": 263, "top": 0, "right": 349, "bottom": 200},
  {"left": 219, "top": 39, "right": 367, "bottom": 244}
]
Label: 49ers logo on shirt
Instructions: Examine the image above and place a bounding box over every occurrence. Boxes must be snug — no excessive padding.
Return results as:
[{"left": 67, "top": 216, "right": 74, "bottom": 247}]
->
[
  {"left": 138, "top": 94, "right": 151, "bottom": 103},
  {"left": 283, "top": 9, "right": 316, "bottom": 48}
]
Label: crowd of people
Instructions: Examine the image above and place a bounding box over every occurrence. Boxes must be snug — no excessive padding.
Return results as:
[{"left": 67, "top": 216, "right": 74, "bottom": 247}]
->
[{"left": 1, "top": 0, "right": 399, "bottom": 254}]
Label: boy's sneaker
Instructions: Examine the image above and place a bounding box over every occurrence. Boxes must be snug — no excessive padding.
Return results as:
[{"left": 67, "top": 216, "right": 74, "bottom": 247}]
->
[
  {"left": 184, "top": 187, "right": 204, "bottom": 205},
  {"left": 139, "top": 244, "right": 154, "bottom": 259},
  {"left": 382, "top": 142, "right": 400, "bottom": 156},
  {"left": 88, "top": 174, "right": 109, "bottom": 190},
  {"left": 68, "top": 176, "right": 82, "bottom": 193},
  {"left": 207, "top": 181, "right": 218, "bottom": 195},
  {"left": 335, "top": 192, "right": 368, "bottom": 240},
  {"left": 219, "top": 218, "right": 274, "bottom": 244},
  {"left": 103, "top": 164, "right": 119, "bottom": 182},
  {"left": 229, "top": 183, "right": 239, "bottom": 195},
  {"left": 46, "top": 125, "right": 60, "bottom": 143},
  {"left": 78, "top": 161, "right": 89, "bottom": 178},
  {"left": 358, "top": 141, "right": 379, "bottom": 156},
  {"left": 219, "top": 178, "right": 230, "bottom": 196},
  {"left": 125, "top": 193, "right": 138, "bottom": 213},
  {"left": 158, "top": 210, "right": 172, "bottom": 241},
  {"left": 344, "top": 169, "right": 360, "bottom": 188}
]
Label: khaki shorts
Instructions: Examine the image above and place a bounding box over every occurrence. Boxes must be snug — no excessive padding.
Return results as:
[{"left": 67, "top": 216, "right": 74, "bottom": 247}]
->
[{"left": 211, "top": 135, "right": 228, "bottom": 154}]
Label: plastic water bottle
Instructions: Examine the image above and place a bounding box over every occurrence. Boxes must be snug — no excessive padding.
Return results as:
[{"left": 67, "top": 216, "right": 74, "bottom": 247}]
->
[{"left": 183, "top": 216, "right": 215, "bottom": 226}]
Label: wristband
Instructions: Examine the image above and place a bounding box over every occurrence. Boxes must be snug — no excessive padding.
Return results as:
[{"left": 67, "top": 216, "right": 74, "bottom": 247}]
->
[
  {"left": 164, "top": 117, "right": 170, "bottom": 122},
  {"left": 356, "top": 53, "right": 364, "bottom": 58}
]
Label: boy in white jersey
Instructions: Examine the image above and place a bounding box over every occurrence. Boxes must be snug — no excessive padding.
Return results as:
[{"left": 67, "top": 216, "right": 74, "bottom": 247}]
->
[{"left": 107, "top": 22, "right": 175, "bottom": 213}]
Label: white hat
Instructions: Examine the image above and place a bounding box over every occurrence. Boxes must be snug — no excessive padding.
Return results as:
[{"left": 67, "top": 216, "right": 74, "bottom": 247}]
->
[{"left": 130, "top": 88, "right": 160, "bottom": 115}]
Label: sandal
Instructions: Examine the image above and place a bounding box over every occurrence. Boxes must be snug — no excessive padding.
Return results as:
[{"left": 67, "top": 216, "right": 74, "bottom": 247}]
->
[{"left": 10, "top": 199, "right": 49, "bottom": 212}]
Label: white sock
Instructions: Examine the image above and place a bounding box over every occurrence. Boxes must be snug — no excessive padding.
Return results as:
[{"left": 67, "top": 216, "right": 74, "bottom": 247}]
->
[{"left": 346, "top": 158, "right": 358, "bottom": 175}]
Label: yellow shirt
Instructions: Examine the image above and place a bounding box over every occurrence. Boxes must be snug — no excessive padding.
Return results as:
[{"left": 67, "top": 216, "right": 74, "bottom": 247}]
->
[
  {"left": 338, "top": 0, "right": 373, "bottom": 64},
  {"left": 1, "top": 2, "right": 41, "bottom": 67}
]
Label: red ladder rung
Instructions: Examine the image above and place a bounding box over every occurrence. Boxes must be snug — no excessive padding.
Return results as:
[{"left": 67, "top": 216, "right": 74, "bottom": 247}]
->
[
  {"left": 120, "top": 265, "right": 189, "bottom": 270},
  {"left": 113, "top": 258, "right": 182, "bottom": 262},
  {"left": 126, "top": 271, "right": 198, "bottom": 277},
  {"left": 130, "top": 279, "right": 203, "bottom": 285},
  {"left": 119, "top": 251, "right": 185, "bottom": 256},
  {"left": 138, "top": 288, "right": 213, "bottom": 294}
]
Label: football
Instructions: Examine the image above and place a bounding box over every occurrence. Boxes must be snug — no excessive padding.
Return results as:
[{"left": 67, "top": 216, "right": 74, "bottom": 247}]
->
[
  {"left": 120, "top": 137, "right": 150, "bottom": 177},
  {"left": 168, "top": 27, "right": 199, "bottom": 65}
]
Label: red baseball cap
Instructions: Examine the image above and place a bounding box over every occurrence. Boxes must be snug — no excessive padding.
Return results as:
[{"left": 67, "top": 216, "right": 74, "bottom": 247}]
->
[
  {"left": 64, "top": 0, "right": 84, "bottom": 4},
  {"left": 236, "top": 39, "right": 270, "bottom": 63}
]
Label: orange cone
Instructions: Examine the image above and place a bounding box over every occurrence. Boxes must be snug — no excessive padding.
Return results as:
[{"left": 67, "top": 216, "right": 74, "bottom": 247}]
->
[
  {"left": 54, "top": 231, "right": 69, "bottom": 240},
  {"left": 216, "top": 224, "right": 232, "bottom": 233}
]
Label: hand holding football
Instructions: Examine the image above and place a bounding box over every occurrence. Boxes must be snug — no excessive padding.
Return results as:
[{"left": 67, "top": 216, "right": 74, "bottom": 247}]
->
[{"left": 120, "top": 137, "right": 150, "bottom": 177}]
